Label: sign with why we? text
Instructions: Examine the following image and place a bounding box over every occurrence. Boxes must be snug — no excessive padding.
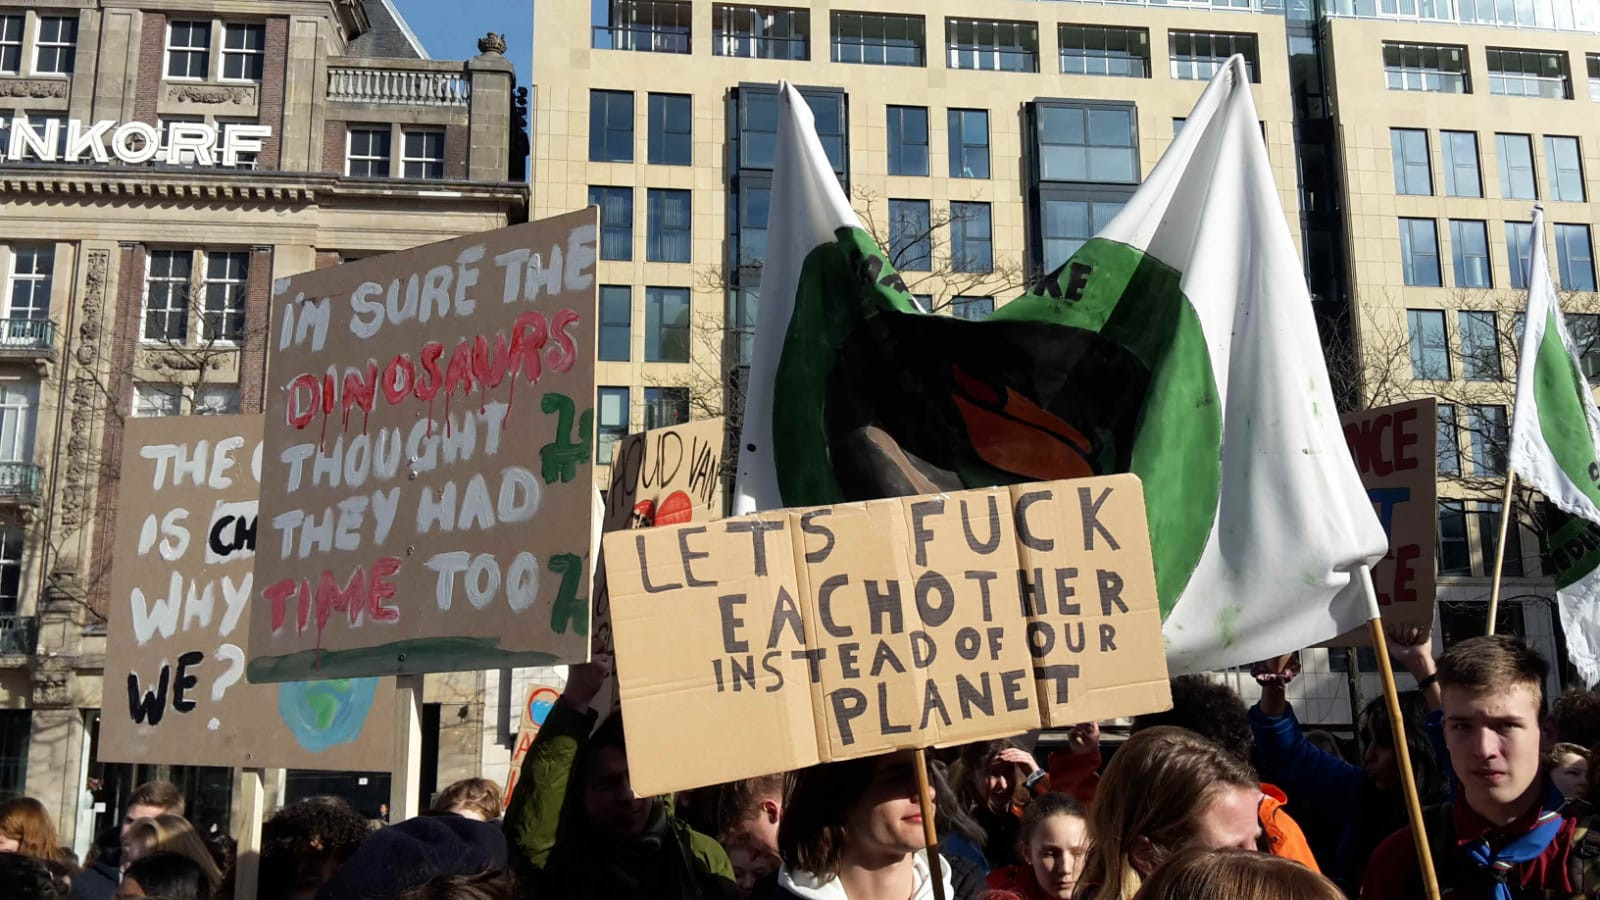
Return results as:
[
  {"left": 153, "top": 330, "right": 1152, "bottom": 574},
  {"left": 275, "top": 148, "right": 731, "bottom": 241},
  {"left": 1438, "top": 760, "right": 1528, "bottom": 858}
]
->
[
  {"left": 249, "top": 209, "right": 600, "bottom": 682},
  {"left": 606, "top": 475, "right": 1173, "bottom": 796},
  {"left": 101, "top": 415, "right": 392, "bottom": 768}
]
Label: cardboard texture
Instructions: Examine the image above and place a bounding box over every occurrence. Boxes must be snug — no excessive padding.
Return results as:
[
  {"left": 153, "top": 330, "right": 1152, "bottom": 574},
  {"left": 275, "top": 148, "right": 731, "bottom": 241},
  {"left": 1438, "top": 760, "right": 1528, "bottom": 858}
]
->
[
  {"left": 504, "top": 681, "right": 564, "bottom": 798},
  {"left": 249, "top": 209, "right": 600, "bottom": 682},
  {"left": 101, "top": 416, "right": 393, "bottom": 768},
  {"left": 592, "top": 417, "right": 726, "bottom": 656},
  {"left": 1326, "top": 399, "right": 1439, "bottom": 646},
  {"left": 606, "top": 475, "right": 1171, "bottom": 797}
]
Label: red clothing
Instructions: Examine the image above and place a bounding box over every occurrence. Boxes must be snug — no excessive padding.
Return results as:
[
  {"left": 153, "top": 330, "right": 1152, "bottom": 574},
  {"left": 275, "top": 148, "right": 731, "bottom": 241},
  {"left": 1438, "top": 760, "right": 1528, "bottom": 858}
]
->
[
  {"left": 1046, "top": 749, "right": 1101, "bottom": 807},
  {"left": 1358, "top": 799, "right": 1579, "bottom": 898},
  {"left": 987, "top": 864, "right": 1058, "bottom": 900}
]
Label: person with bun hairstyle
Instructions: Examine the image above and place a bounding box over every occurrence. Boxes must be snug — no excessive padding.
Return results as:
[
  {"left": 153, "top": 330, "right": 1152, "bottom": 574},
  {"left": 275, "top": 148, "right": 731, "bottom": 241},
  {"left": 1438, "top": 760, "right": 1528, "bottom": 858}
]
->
[
  {"left": 985, "top": 793, "right": 1088, "bottom": 900},
  {"left": 1129, "top": 847, "right": 1341, "bottom": 900}
]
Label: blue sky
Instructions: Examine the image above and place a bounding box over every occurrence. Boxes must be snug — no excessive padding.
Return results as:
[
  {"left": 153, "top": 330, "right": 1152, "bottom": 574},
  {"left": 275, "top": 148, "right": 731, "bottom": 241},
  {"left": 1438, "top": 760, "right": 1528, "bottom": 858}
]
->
[{"left": 391, "top": 0, "right": 534, "bottom": 84}]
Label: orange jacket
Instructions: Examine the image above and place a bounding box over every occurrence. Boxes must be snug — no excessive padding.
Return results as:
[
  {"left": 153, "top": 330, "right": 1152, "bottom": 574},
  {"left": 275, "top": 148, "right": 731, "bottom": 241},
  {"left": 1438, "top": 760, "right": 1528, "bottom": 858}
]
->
[{"left": 1046, "top": 750, "right": 1320, "bottom": 873}]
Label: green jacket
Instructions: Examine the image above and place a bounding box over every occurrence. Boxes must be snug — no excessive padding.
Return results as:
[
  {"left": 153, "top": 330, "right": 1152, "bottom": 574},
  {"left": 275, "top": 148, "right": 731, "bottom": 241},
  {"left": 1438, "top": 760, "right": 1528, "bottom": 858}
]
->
[{"left": 503, "top": 699, "right": 737, "bottom": 900}]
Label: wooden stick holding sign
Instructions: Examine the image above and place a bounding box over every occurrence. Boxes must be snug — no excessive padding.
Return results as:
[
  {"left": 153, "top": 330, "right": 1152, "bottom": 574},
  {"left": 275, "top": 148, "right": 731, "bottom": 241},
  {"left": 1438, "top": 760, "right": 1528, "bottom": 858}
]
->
[
  {"left": 913, "top": 748, "right": 946, "bottom": 900},
  {"left": 1485, "top": 472, "right": 1518, "bottom": 636}
]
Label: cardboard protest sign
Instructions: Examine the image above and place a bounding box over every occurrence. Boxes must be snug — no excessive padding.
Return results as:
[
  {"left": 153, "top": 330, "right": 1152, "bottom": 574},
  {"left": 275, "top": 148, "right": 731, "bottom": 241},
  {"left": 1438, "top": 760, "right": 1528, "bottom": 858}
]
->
[
  {"left": 606, "top": 475, "right": 1171, "bottom": 796},
  {"left": 1327, "top": 398, "right": 1438, "bottom": 645},
  {"left": 592, "top": 417, "right": 725, "bottom": 657},
  {"left": 504, "top": 682, "right": 564, "bottom": 798},
  {"left": 249, "top": 208, "right": 600, "bottom": 682},
  {"left": 101, "top": 416, "right": 392, "bottom": 768}
]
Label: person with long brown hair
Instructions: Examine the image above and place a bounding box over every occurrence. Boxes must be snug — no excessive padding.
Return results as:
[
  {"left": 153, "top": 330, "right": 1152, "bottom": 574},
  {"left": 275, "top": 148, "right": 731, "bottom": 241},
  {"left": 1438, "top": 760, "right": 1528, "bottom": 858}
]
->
[
  {"left": 121, "top": 815, "right": 222, "bottom": 893},
  {"left": 0, "top": 797, "right": 63, "bottom": 862},
  {"left": 1076, "top": 727, "right": 1263, "bottom": 900},
  {"left": 1128, "top": 848, "right": 1342, "bottom": 900}
]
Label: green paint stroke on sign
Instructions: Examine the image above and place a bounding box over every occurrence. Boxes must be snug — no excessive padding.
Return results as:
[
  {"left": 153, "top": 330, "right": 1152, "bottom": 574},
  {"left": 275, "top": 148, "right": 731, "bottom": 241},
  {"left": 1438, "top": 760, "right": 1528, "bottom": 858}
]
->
[{"left": 247, "top": 638, "right": 563, "bottom": 682}]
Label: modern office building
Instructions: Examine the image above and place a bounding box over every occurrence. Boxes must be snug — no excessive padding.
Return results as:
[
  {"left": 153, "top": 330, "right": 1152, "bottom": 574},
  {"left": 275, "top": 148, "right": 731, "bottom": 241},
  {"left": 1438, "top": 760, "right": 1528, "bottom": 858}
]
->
[
  {"left": 531, "top": 0, "right": 1594, "bottom": 733},
  {"left": 0, "top": 0, "right": 529, "bottom": 850}
]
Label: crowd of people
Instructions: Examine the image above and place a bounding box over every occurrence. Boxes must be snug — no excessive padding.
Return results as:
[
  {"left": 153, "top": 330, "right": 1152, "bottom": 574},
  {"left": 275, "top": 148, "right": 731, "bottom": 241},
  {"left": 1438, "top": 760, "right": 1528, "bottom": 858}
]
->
[{"left": 3, "top": 629, "right": 1600, "bottom": 899}]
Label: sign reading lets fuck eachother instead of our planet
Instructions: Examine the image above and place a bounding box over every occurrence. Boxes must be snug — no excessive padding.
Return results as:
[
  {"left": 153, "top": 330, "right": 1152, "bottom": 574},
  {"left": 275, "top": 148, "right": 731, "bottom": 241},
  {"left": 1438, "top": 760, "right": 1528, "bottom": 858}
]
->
[
  {"left": 249, "top": 209, "right": 600, "bottom": 682},
  {"left": 101, "top": 415, "right": 392, "bottom": 769}
]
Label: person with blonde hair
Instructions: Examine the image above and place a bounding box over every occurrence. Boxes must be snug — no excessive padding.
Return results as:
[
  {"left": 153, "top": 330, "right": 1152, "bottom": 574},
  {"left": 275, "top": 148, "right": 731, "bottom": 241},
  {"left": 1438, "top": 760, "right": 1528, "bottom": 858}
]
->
[
  {"left": 121, "top": 814, "right": 221, "bottom": 892},
  {"left": 1076, "top": 727, "right": 1263, "bottom": 900},
  {"left": 1128, "top": 847, "right": 1342, "bottom": 900},
  {"left": 433, "top": 778, "right": 505, "bottom": 822},
  {"left": 0, "top": 796, "right": 63, "bottom": 862}
]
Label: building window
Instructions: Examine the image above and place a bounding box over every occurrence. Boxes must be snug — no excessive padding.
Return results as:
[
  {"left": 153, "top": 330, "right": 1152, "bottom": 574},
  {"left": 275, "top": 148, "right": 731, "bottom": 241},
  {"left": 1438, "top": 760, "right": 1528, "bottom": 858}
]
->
[
  {"left": 1437, "top": 403, "right": 1461, "bottom": 476},
  {"left": 1589, "top": 53, "right": 1600, "bottom": 101},
  {"left": 645, "top": 287, "right": 691, "bottom": 363},
  {"left": 644, "top": 387, "right": 690, "bottom": 429},
  {"left": 1400, "top": 219, "right": 1442, "bottom": 286},
  {"left": 143, "top": 250, "right": 192, "bottom": 343},
  {"left": 1059, "top": 24, "right": 1148, "bottom": 78},
  {"left": 734, "top": 183, "right": 770, "bottom": 270},
  {"left": 218, "top": 120, "right": 261, "bottom": 170},
  {"left": 1487, "top": 48, "right": 1570, "bottom": 99},
  {"left": 400, "top": 129, "right": 444, "bottom": 179},
  {"left": 201, "top": 251, "right": 249, "bottom": 343},
  {"left": 831, "top": 12, "right": 924, "bottom": 67},
  {"left": 1438, "top": 500, "right": 1470, "bottom": 575},
  {"left": 589, "top": 187, "right": 634, "bottom": 261},
  {"left": 1545, "top": 136, "right": 1586, "bottom": 202},
  {"left": 167, "top": 21, "right": 211, "bottom": 80},
  {"left": 646, "top": 189, "right": 691, "bottom": 263},
  {"left": 1458, "top": 310, "right": 1501, "bottom": 381},
  {"left": 950, "top": 202, "right": 993, "bottom": 273},
  {"left": 1169, "top": 31, "right": 1259, "bottom": 83},
  {"left": 1038, "top": 104, "right": 1137, "bottom": 184},
  {"left": 33, "top": 16, "right": 76, "bottom": 76},
  {"left": 1407, "top": 309, "right": 1449, "bottom": 380},
  {"left": 1557, "top": 223, "right": 1596, "bottom": 292},
  {"left": 599, "top": 286, "right": 631, "bottom": 362},
  {"left": 1496, "top": 133, "right": 1538, "bottom": 200},
  {"left": 946, "top": 18, "right": 1038, "bottom": 73},
  {"left": 1384, "top": 42, "right": 1469, "bottom": 93},
  {"left": 1567, "top": 314, "right": 1600, "bottom": 379},
  {"left": 6, "top": 248, "right": 51, "bottom": 321},
  {"left": 597, "top": 387, "right": 629, "bottom": 465},
  {"left": 647, "top": 93, "right": 691, "bottom": 166},
  {"left": 592, "top": 0, "right": 691, "bottom": 54},
  {"left": 1390, "top": 129, "right": 1432, "bottom": 196},
  {"left": 590, "top": 90, "right": 635, "bottom": 164},
  {"left": 0, "top": 384, "right": 36, "bottom": 465},
  {"left": 1475, "top": 501, "right": 1523, "bottom": 577},
  {"left": 1507, "top": 221, "right": 1534, "bottom": 290},
  {"left": 948, "top": 109, "right": 989, "bottom": 179},
  {"left": 1440, "top": 131, "right": 1482, "bottom": 198},
  {"left": 1450, "top": 220, "right": 1492, "bottom": 289},
  {"left": 1468, "top": 404, "right": 1509, "bottom": 476},
  {"left": 195, "top": 385, "right": 240, "bottom": 415},
  {"left": 221, "top": 23, "right": 264, "bottom": 81},
  {"left": 735, "top": 86, "right": 847, "bottom": 174},
  {"left": 345, "top": 126, "right": 391, "bottom": 177},
  {"left": 133, "top": 383, "right": 182, "bottom": 418},
  {"left": 887, "top": 106, "right": 929, "bottom": 177},
  {"left": 0, "top": 16, "right": 20, "bottom": 74},
  {"left": 10, "top": 112, "right": 66, "bottom": 161},
  {"left": 952, "top": 296, "right": 994, "bottom": 320},
  {"left": 714, "top": 5, "right": 809, "bottom": 60},
  {"left": 888, "top": 200, "right": 932, "bottom": 272},
  {"left": 1042, "top": 197, "right": 1123, "bottom": 273}
]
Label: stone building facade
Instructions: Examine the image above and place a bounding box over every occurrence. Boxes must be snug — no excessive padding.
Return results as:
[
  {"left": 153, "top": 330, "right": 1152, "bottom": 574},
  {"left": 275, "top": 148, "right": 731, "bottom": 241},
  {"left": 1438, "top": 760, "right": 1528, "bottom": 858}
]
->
[{"left": 0, "top": 0, "right": 528, "bottom": 852}]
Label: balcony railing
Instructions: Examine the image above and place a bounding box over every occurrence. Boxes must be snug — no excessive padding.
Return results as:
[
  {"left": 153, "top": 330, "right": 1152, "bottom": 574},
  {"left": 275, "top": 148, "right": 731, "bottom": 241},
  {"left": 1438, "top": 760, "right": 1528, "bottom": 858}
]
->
[
  {"left": 327, "top": 67, "right": 471, "bottom": 106},
  {"left": 0, "top": 462, "right": 42, "bottom": 504},
  {"left": 0, "top": 614, "right": 36, "bottom": 656},
  {"left": 0, "top": 318, "right": 56, "bottom": 359}
]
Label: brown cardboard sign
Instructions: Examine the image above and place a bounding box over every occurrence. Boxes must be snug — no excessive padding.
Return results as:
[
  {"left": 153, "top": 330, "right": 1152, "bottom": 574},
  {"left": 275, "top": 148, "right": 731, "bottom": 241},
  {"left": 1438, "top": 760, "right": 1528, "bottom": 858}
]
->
[
  {"left": 249, "top": 209, "right": 600, "bottom": 682},
  {"left": 1327, "top": 398, "right": 1439, "bottom": 645},
  {"left": 606, "top": 475, "right": 1172, "bottom": 796},
  {"left": 101, "top": 415, "right": 392, "bottom": 768},
  {"left": 592, "top": 417, "right": 725, "bottom": 656}
]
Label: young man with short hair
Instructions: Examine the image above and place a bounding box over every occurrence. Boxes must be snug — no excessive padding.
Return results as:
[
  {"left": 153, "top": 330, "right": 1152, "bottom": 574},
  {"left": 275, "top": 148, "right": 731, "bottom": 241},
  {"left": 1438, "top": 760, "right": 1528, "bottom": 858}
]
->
[
  {"left": 72, "top": 781, "right": 185, "bottom": 900},
  {"left": 1359, "top": 636, "right": 1578, "bottom": 898}
]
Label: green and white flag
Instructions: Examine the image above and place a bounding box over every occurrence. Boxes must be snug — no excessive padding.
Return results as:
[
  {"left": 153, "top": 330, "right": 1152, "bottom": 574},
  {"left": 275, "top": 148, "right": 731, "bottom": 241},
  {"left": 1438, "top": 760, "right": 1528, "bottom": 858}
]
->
[
  {"left": 733, "top": 62, "right": 1388, "bottom": 673},
  {"left": 1509, "top": 208, "right": 1600, "bottom": 685}
]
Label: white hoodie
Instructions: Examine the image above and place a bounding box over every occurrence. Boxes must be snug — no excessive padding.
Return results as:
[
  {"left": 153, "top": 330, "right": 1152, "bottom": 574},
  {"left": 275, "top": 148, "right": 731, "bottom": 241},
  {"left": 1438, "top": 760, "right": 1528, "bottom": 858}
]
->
[{"left": 777, "top": 850, "right": 959, "bottom": 900}]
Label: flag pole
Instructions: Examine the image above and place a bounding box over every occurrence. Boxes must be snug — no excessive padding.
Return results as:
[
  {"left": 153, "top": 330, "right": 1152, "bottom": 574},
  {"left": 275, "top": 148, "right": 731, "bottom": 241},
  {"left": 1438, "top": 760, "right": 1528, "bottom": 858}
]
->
[
  {"left": 913, "top": 748, "right": 947, "bottom": 900},
  {"left": 1485, "top": 472, "right": 1518, "bottom": 636},
  {"left": 1360, "top": 564, "right": 1441, "bottom": 900}
]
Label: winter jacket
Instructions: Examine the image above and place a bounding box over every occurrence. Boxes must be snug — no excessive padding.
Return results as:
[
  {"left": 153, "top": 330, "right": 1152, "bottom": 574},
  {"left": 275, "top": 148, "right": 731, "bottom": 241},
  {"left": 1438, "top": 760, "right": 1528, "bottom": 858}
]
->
[
  {"left": 987, "top": 863, "right": 1061, "bottom": 900},
  {"left": 1358, "top": 796, "right": 1580, "bottom": 898},
  {"left": 1046, "top": 750, "right": 1100, "bottom": 807},
  {"left": 766, "top": 851, "right": 957, "bottom": 900},
  {"left": 502, "top": 699, "right": 736, "bottom": 900},
  {"left": 70, "top": 852, "right": 119, "bottom": 900}
]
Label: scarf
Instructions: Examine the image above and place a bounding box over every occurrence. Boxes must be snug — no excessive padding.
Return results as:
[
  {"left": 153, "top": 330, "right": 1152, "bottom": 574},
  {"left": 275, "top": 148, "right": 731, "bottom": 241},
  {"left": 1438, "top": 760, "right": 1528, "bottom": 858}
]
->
[{"left": 1463, "top": 779, "right": 1567, "bottom": 900}]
